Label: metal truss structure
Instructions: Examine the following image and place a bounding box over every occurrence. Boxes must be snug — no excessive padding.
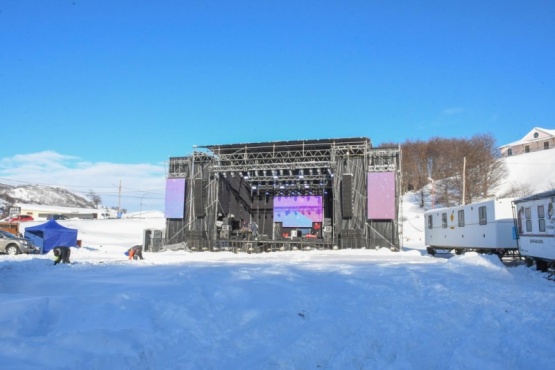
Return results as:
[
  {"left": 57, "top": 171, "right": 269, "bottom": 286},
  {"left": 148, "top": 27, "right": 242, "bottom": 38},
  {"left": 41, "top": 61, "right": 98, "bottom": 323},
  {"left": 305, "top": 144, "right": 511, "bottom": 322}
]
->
[{"left": 165, "top": 137, "right": 402, "bottom": 252}]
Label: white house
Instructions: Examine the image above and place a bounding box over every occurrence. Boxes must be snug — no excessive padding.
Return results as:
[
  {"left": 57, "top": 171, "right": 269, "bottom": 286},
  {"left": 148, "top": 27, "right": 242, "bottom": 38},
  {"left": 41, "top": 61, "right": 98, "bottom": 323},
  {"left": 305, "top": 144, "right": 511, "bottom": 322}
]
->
[{"left": 499, "top": 127, "right": 555, "bottom": 157}]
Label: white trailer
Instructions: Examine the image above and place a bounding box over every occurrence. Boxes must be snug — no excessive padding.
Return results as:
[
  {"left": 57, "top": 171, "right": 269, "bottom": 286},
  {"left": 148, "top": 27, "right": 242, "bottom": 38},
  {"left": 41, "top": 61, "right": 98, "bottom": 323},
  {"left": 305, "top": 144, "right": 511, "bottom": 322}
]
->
[
  {"left": 512, "top": 190, "right": 555, "bottom": 271},
  {"left": 424, "top": 198, "right": 518, "bottom": 256}
]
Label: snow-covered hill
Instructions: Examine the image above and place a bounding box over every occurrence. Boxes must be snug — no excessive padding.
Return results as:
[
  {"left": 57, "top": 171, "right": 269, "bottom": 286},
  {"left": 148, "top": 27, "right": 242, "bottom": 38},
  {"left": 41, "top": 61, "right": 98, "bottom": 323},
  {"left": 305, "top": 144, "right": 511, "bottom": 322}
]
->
[
  {"left": 496, "top": 149, "right": 555, "bottom": 196},
  {"left": 0, "top": 184, "right": 94, "bottom": 214}
]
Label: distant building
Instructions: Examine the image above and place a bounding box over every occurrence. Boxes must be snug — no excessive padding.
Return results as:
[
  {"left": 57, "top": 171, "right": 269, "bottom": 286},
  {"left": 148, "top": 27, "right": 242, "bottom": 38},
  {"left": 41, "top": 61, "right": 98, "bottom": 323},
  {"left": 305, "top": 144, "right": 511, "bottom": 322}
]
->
[
  {"left": 499, "top": 127, "right": 555, "bottom": 157},
  {"left": 12, "top": 203, "right": 115, "bottom": 221}
]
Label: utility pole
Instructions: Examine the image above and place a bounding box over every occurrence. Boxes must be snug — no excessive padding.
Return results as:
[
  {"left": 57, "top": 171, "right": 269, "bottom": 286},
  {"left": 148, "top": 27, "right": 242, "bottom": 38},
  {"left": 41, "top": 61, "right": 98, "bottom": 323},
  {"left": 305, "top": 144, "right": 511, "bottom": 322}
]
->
[{"left": 462, "top": 157, "right": 466, "bottom": 205}]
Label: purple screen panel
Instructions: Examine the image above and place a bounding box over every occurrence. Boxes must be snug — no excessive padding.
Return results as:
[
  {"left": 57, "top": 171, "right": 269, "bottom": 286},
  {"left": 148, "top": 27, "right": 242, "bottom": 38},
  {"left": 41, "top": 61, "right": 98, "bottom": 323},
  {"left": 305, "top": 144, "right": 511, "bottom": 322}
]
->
[
  {"left": 165, "top": 178, "right": 186, "bottom": 218},
  {"left": 367, "top": 172, "right": 395, "bottom": 220},
  {"left": 273, "top": 196, "right": 323, "bottom": 227}
]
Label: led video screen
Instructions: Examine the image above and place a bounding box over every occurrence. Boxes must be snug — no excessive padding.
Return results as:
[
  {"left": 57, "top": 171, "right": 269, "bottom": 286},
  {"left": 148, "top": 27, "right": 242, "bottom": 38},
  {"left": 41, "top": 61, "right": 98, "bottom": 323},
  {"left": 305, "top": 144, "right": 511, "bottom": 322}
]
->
[
  {"left": 367, "top": 172, "right": 395, "bottom": 219},
  {"left": 165, "top": 178, "right": 186, "bottom": 218},
  {"left": 273, "top": 195, "right": 323, "bottom": 227}
]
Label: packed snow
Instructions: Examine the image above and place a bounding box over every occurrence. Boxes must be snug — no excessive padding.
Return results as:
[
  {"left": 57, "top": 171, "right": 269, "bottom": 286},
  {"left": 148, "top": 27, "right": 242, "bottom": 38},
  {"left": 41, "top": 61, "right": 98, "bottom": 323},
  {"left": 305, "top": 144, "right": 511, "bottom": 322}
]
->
[{"left": 2, "top": 199, "right": 555, "bottom": 370}]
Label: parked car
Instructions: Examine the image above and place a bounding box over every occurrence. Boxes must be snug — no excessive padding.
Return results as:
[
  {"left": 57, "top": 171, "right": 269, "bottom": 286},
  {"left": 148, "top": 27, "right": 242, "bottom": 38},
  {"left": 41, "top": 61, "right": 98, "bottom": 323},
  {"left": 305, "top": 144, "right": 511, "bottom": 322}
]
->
[
  {"left": 7, "top": 215, "right": 34, "bottom": 222},
  {"left": 0, "top": 230, "right": 39, "bottom": 255}
]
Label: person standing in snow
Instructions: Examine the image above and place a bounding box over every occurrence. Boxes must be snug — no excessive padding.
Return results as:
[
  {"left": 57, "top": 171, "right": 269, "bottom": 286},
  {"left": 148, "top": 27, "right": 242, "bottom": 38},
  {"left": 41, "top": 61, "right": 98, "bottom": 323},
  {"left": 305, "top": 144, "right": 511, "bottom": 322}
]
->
[
  {"left": 126, "top": 245, "right": 144, "bottom": 260},
  {"left": 53, "top": 246, "right": 71, "bottom": 265}
]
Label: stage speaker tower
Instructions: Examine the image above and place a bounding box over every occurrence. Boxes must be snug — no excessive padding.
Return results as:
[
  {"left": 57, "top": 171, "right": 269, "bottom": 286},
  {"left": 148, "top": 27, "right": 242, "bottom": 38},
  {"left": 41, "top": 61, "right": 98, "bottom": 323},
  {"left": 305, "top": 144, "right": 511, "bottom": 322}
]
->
[
  {"left": 194, "top": 178, "right": 205, "bottom": 217},
  {"left": 341, "top": 174, "right": 353, "bottom": 218}
]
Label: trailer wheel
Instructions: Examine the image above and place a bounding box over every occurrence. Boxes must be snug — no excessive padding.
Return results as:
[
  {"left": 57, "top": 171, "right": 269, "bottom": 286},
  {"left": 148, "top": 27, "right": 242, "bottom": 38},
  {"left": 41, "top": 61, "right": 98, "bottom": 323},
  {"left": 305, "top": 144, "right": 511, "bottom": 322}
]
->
[
  {"left": 536, "top": 259, "right": 548, "bottom": 272},
  {"left": 426, "top": 247, "right": 435, "bottom": 256},
  {"left": 455, "top": 249, "right": 463, "bottom": 255},
  {"left": 524, "top": 258, "right": 534, "bottom": 267}
]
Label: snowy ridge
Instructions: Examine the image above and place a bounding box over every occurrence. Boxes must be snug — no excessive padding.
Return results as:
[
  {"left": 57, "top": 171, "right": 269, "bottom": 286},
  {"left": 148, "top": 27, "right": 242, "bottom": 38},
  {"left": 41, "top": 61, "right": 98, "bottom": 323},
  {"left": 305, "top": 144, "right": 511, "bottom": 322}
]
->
[{"left": 0, "top": 183, "right": 94, "bottom": 210}]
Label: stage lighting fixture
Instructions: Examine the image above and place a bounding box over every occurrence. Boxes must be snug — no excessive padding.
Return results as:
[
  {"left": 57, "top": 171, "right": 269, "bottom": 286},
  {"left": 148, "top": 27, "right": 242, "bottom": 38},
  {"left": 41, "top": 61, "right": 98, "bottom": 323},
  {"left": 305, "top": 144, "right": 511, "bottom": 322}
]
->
[{"left": 230, "top": 172, "right": 235, "bottom": 178}]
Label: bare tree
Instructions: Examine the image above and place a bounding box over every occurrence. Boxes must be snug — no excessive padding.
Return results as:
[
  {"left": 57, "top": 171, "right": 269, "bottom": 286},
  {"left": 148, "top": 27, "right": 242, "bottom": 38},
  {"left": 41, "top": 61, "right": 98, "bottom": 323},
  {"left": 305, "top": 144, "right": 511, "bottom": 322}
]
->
[
  {"left": 87, "top": 190, "right": 102, "bottom": 208},
  {"left": 461, "top": 134, "right": 507, "bottom": 204},
  {"left": 400, "top": 133, "right": 508, "bottom": 207},
  {"left": 401, "top": 140, "right": 431, "bottom": 207}
]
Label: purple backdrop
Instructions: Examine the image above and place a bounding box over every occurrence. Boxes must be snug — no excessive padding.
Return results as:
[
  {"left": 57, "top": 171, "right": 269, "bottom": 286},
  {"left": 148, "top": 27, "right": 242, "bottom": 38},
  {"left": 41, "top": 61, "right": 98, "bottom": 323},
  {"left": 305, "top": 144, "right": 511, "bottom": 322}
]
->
[
  {"left": 165, "top": 178, "right": 186, "bottom": 218},
  {"left": 367, "top": 172, "right": 395, "bottom": 220}
]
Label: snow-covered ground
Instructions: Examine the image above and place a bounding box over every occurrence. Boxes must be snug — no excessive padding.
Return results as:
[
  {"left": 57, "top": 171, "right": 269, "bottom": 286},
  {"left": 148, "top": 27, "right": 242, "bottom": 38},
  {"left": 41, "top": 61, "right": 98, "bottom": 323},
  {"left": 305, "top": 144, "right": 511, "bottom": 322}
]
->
[{"left": 2, "top": 195, "right": 555, "bottom": 370}]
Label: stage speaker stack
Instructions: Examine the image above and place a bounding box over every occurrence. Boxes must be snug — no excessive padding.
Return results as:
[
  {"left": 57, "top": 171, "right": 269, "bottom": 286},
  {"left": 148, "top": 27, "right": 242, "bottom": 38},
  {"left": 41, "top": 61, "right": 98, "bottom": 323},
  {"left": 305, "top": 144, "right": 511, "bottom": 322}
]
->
[
  {"left": 193, "top": 178, "right": 205, "bottom": 217},
  {"left": 341, "top": 174, "right": 353, "bottom": 218}
]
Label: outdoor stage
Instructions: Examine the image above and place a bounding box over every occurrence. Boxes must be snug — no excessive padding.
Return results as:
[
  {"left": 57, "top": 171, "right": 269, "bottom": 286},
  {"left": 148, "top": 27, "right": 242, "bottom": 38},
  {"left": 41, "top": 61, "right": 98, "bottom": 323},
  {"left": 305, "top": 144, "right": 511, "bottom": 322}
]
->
[{"left": 163, "top": 137, "right": 402, "bottom": 252}]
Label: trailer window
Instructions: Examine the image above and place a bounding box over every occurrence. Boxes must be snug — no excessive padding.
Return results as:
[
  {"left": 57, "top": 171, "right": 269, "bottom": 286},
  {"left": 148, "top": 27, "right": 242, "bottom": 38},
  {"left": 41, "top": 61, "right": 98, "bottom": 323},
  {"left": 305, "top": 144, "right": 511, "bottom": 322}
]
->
[
  {"left": 525, "top": 207, "right": 532, "bottom": 232},
  {"left": 457, "top": 210, "right": 465, "bottom": 227},
  {"left": 427, "top": 215, "right": 433, "bottom": 229},
  {"left": 538, "top": 205, "right": 546, "bottom": 232},
  {"left": 479, "top": 206, "right": 487, "bottom": 225},
  {"left": 442, "top": 213, "right": 447, "bottom": 228}
]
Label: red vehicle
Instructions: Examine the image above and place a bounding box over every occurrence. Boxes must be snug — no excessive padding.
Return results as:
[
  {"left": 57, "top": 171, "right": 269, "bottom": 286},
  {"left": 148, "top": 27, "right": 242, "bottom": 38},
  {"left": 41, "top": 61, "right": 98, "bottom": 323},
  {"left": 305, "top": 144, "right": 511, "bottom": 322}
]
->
[{"left": 7, "top": 215, "right": 34, "bottom": 222}]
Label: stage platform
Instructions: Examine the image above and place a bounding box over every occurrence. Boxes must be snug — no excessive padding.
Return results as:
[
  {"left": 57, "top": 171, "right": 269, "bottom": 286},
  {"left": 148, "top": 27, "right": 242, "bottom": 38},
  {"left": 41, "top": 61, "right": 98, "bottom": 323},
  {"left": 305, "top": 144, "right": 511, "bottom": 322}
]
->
[{"left": 161, "top": 237, "right": 376, "bottom": 254}]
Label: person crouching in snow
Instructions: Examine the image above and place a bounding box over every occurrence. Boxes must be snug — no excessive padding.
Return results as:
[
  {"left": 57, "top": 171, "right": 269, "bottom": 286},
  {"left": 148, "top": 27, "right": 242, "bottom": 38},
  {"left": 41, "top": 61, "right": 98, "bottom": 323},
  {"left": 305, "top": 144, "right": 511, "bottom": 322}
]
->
[
  {"left": 126, "top": 245, "right": 144, "bottom": 260},
  {"left": 53, "top": 246, "right": 71, "bottom": 265}
]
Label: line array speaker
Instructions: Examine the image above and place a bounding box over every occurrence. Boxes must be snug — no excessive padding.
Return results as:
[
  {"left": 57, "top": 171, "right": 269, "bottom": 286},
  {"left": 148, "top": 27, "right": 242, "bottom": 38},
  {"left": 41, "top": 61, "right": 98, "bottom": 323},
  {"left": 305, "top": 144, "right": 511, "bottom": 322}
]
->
[
  {"left": 341, "top": 173, "right": 353, "bottom": 218},
  {"left": 193, "top": 178, "right": 205, "bottom": 217}
]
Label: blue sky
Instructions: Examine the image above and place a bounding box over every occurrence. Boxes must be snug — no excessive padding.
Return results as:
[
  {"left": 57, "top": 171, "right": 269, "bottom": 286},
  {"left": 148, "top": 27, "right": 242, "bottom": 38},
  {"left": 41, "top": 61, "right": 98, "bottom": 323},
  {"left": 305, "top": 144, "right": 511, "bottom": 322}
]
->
[{"left": 1, "top": 1, "right": 554, "bottom": 211}]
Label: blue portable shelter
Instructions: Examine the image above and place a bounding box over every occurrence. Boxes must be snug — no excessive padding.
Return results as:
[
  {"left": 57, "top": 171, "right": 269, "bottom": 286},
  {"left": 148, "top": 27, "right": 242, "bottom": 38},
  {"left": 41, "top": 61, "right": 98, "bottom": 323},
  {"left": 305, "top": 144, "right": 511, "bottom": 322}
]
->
[{"left": 24, "top": 219, "right": 78, "bottom": 254}]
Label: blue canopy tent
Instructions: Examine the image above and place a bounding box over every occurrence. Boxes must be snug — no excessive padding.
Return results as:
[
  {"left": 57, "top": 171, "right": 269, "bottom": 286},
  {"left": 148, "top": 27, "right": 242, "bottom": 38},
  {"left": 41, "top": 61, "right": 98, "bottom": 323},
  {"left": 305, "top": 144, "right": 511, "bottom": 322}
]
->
[{"left": 24, "top": 219, "right": 78, "bottom": 254}]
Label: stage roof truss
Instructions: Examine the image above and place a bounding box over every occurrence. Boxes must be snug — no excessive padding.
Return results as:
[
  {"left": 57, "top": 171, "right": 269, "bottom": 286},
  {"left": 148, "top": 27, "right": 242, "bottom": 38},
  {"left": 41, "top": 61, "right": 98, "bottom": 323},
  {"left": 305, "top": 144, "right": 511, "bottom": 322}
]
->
[
  {"left": 168, "top": 152, "right": 216, "bottom": 178},
  {"left": 367, "top": 148, "right": 400, "bottom": 172}
]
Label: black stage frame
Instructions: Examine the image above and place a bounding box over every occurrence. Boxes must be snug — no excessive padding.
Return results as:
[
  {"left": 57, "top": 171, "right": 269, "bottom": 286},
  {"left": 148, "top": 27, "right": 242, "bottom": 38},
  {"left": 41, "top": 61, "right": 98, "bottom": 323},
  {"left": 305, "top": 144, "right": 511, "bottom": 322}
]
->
[{"left": 164, "top": 137, "right": 402, "bottom": 252}]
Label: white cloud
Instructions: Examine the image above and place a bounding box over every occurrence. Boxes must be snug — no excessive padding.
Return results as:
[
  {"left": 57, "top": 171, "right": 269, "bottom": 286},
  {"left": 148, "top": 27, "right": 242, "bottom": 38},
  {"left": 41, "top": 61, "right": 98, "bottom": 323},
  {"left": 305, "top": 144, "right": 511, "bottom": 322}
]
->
[{"left": 0, "top": 151, "right": 166, "bottom": 212}]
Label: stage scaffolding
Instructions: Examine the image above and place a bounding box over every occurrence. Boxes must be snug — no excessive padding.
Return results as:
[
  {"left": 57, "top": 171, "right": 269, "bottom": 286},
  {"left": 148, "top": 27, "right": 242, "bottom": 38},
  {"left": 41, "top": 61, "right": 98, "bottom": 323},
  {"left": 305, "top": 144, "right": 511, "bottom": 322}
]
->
[{"left": 164, "top": 137, "right": 402, "bottom": 252}]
